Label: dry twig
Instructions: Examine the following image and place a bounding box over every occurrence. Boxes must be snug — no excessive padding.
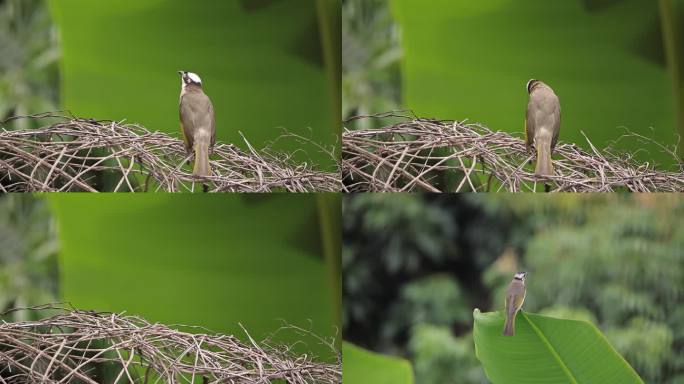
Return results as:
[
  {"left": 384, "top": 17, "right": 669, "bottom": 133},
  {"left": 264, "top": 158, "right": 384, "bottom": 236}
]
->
[
  {"left": 342, "top": 113, "right": 684, "bottom": 192},
  {"left": 0, "top": 304, "right": 341, "bottom": 383},
  {"left": 0, "top": 113, "right": 340, "bottom": 192}
]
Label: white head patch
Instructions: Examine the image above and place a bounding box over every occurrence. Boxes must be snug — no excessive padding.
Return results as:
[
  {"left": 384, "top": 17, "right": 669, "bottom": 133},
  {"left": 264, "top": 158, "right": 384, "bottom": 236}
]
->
[
  {"left": 514, "top": 272, "right": 526, "bottom": 281},
  {"left": 180, "top": 71, "right": 202, "bottom": 89},
  {"left": 187, "top": 72, "right": 202, "bottom": 84}
]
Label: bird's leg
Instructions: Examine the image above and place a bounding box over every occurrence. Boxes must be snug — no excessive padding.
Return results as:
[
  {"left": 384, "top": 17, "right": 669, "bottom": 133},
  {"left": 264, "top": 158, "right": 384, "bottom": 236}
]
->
[{"left": 185, "top": 152, "right": 194, "bottom": 167}]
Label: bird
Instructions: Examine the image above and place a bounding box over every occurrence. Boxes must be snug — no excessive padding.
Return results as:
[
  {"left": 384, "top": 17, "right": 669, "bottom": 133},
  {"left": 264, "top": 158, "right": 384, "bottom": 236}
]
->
[
  {"left": 178, "top": 70, "right": 215, "bottom": 177},
  {"left": 525, "top": 79, "right": 560, "bottom": 176},
  {"left": 503, "top": 271, "right": 527, "bottom": 336}
]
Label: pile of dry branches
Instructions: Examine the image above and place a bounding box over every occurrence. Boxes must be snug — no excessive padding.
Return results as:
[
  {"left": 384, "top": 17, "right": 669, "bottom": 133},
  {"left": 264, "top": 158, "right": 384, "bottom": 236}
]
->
[
  {"left": 0, "top": 114, "right": 340, "bottom": 192},
  {"left": 342, "top": 114, "right": 684, "bottom": 192},
  {"left": 0, "top": 305, "right": 341, "bottom": 383}
]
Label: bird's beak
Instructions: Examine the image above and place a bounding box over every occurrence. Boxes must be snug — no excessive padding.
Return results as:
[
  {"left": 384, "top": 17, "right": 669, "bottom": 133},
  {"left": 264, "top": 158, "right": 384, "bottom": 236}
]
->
[{"left": 178, "top": 71, "right": 184, "bottom": 76}]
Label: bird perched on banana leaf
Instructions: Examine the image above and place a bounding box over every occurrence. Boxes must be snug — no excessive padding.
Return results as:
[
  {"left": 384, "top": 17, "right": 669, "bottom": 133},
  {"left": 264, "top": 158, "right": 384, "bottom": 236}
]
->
[
  {"left": 525, "top": 79, "right": 560, "bottom": 176},
  {"left": 503, "top": 272, "right": 526, "bottom": 336},
  {"left": 178, "top": 71, "right": 215, "bottom": 177}
]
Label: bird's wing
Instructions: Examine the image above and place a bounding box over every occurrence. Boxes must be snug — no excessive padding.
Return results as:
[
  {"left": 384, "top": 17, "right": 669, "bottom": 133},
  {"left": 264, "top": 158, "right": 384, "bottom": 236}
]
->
[
  {"left": 506, "top": 281, "right": 526, "bottom": 312},
  {"left": 551, "top": 98, "right": 561, "bottom": 150},
  {"left": 207, "top": 97, "right": 216, "bottom": 147},
  {"left": 520, "top": 287, "right": 526, "bottom": 309},
  {"left": 513, "top": 288, "right": 525, "bottom": 310},
  {"left": 525, "top": 100, "right": 535, "bottom": 149},
  {"left": 505, "top": 293, "right": 518, "bottom": 315}
]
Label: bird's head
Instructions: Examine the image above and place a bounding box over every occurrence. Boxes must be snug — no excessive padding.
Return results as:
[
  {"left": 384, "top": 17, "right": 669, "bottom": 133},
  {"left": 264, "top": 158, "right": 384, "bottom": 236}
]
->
[
  {"left": 514, "top": 272, "right": 527, "bottom": 281},
  {"left": 526, "top": 79, "right": 539, "bottom": 94},
  {"left": 179, "top": 71, "right": 202, "bottom": 88}
]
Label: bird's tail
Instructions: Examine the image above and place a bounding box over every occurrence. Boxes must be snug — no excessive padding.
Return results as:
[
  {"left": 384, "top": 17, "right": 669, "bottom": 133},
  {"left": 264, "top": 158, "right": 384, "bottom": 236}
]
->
[
  {"left": 502, "top": 312, "right": 516, "bottom": 336},
  {"left": 193, "top": 131, "right": 211, "bottom": 177},
  {"left": 535, "top": 136, "right": 554, "bottom": 176}
]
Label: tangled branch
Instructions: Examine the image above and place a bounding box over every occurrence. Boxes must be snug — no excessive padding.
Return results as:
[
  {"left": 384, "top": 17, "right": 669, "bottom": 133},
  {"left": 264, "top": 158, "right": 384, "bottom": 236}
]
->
[
  {"left": 342, "top": 113, "right": 684, "bottom": 192},
  {"left": 0, "top": 305, "right": 341, "bottom": 383},
  {"left": 0, "top": 114, "right": 340, "bottom": 192}
]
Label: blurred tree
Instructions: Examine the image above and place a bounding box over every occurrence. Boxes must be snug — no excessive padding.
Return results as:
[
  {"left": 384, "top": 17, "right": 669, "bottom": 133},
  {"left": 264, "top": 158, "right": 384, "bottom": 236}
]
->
[
  {"left": 518, "top": 196, "right": 684, "bottom": 383},
  {"left": 344, "top": 194, "right": 684, "bottom": 384},
  {"left": 409, "top": 324, "right": 486, "bottom": 384},
  {"left": 342, "top": 0, "right": 402, "bottom": 128},
  {"left": 382, "top": 274, "right": 471, "bottom": 351},
  {"left": 0, "top": 195, "right": 59, "bottom": 322},
  {"left": 343, "top": 194, "right": 458, "bottom": 344},
  {"left": 0, "top": 0, "right": 60, "bottom": 130},
  {"left": 343, "top": 194, "right": 524, "bottom": 384}
]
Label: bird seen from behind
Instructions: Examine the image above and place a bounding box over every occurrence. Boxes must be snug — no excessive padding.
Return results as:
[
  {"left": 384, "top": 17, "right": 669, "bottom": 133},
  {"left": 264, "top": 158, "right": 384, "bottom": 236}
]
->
[
  {"left": 525, "top": 79, "right": 560, "bottom": 177},
  {"left": 178, "top": 70, "right": 216, "bottom": 178}
]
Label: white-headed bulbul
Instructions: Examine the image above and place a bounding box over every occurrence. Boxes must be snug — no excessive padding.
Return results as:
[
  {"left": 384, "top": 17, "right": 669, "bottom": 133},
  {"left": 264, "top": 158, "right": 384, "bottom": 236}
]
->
[
  {"left": 179, "top": 71, "right": 215, "bottom": 177},
  {"left": 526, "top": 79, "right": 560, "bottom": 176},
  {"left": 503, "top": 272, "right": 526, "bottom": 336}
]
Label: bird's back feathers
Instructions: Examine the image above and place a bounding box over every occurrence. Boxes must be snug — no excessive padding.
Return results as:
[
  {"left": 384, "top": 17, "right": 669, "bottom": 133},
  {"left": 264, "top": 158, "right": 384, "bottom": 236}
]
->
[
  {"left": 525, "top": 82, "right": 560, "bottom": 176},
  {"left": 179, "top": 86, "right": 216, "bottom": 177}
]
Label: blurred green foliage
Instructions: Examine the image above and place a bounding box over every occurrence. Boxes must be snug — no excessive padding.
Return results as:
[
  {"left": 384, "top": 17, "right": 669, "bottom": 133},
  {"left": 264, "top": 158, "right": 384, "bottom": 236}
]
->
[
  {"left": 410, "top": 324, "right": 481, "bottom": 384},
  {"left": 343, "top": 0, "right": 683, "bottom": 166},
  {"left": 47, "top": 0, "right": 337, "bottom": 170},
  {"left": 342, "top": 0, "right": 402, "bottom": 129},
  {"left": 0, "top": 195, "right": 59, "bottom": 321},
  {"left": 343, "top": 194, "right": 684, "bottom": 384},
  {"left": 0, "top": 0, "right": 60, "bottom": 129},
  {"left": 394, "top": 275, "right": 471, "bottom": 327}
]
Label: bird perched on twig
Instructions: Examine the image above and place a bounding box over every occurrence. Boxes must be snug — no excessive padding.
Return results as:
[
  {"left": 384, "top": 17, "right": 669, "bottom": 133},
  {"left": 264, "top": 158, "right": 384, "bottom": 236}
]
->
[
  {"left": 503, "top": 272, "right": 526, "bottom": 336},
  {"left": 178, "top": 71, "right": 215, "bottom": 177},
  {"left": 525, "top": 79, "right": 560, "bottom": 176}
]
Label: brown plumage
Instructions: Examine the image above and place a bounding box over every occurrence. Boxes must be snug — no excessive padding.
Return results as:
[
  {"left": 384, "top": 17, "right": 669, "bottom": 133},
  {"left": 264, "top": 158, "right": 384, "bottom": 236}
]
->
[
  {"left": 525, "top": 79, "right": 560, "bottom": 176},
  {"left": 503, "top": 272, "right": 526, "bottom": 336},
  {"left": 179, "top": 71, "right": 215, "bottom": 177}
]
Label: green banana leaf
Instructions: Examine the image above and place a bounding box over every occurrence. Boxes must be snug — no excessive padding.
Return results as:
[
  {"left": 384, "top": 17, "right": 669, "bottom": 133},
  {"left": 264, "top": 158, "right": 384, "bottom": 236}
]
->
[
  {"left": 473, "top": 309, "right": 643, "bottom": 384},
  {"left": 48, "top": 0, "right": 337, "bottom": 170},
  {"left": 343, "top": 342, "right": 414, "bottom": 384},
  {"left": 46, "top": 194, "right": 336, "bottom": 360},
  {"left": 390, "top": 0, "right": 675, "bottom": 167}
]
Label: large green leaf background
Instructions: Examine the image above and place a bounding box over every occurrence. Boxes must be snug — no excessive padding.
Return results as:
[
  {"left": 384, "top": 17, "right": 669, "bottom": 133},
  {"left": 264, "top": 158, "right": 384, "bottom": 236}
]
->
[
  {"left": 48, "top": 0, "right": 337, "bottom": 170},
  {"left": 343, "top": 342, "right": 414, "bottom": 384},
  {"left": 390, "top": 0, "right": 675, "bottom": 166},
  {"left": 473, "top": 309, "right": 643, "bottom": 384},
  {"left": 46, "top": 194, "right": 336, "bottom": 360}
]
